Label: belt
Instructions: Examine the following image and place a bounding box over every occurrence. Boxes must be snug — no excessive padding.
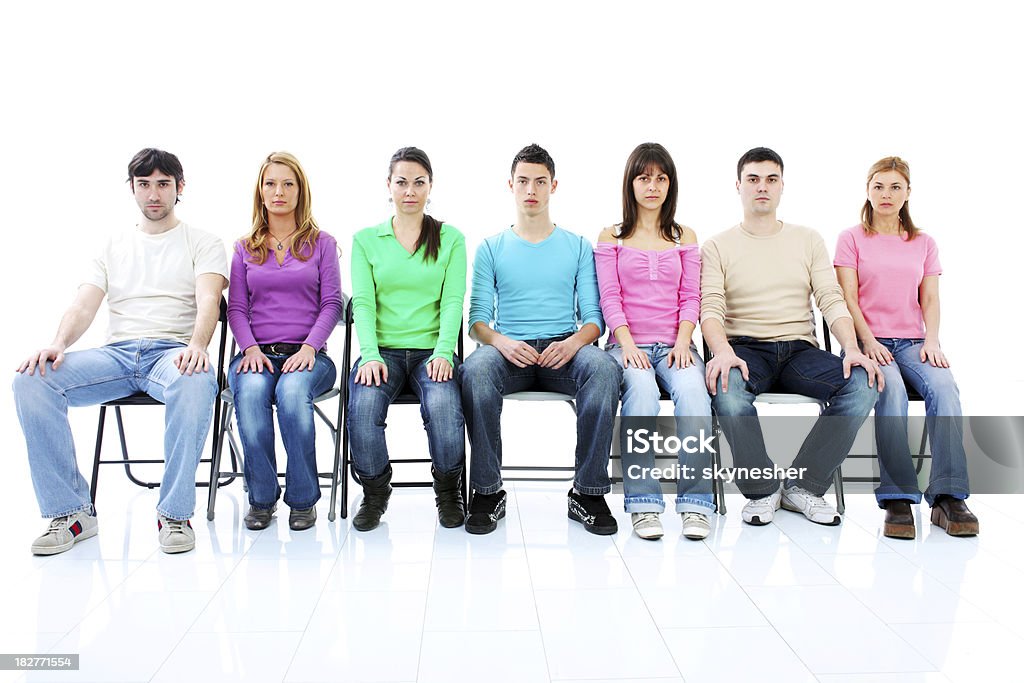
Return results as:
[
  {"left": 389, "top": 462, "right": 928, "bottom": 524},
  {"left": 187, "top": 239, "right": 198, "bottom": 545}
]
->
[{"left": 259, "top": 342, "right": 304, "bottom": 355}]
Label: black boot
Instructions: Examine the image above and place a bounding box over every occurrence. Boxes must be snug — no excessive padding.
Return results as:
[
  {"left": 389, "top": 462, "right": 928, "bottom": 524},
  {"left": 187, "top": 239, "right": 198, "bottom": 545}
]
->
[
  {"left": 433, "top": 467, "right": 466, "bottom": 528},
  {"left": 352, "top": 465, "right": 393, "bottom": 532}
]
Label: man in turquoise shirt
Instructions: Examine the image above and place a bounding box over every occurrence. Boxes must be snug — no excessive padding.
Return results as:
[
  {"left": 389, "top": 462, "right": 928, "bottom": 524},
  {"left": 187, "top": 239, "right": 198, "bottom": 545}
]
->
[{"left": 461, "top": 144, "right": 622, "bottom": 535}]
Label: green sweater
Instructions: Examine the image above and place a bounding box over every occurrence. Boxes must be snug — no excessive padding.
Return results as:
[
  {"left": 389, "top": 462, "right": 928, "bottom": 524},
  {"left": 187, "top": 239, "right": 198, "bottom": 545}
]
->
[{"left": 351, "top": 220, "right": 467, "bottom": 365}]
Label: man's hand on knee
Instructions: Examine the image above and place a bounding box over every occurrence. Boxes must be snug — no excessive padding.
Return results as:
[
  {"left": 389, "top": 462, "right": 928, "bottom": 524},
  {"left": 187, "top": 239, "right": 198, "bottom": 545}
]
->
[{"left": 174, "top": 345, "right": 210, "bottom": 375}]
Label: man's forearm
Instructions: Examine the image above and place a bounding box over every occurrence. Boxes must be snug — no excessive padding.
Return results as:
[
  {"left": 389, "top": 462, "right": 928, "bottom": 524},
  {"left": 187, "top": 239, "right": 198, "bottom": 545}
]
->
[
  {"left": 829, "top": 316, "right": 859, "bottom": 352},
  {"left": 700, "top": 319, "right": 732, "bottom": 356},
  {"left": 188, "top": 293, "right": 220, "bottom": 348}
]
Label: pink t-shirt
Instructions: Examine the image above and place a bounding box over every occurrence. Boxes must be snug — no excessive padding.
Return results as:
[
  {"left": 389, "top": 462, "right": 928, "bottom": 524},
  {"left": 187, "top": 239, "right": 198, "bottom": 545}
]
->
[
  {"left": 595, "top": 242, "right": 701, "bottom": 345},
  {"left": 833, "top": 225, "right": 942, "bottom": 339}
]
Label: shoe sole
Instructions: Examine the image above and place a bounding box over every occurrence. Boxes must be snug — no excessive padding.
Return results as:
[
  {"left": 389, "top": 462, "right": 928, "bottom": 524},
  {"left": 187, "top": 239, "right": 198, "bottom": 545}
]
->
[
  {"left": 682, "top": 527, "right": 710, "bottom": 540},
  {"left": 634, "top": 529, "right": 663, "bottom": 540},
  {"left": 930, "top": 507, "right": 979, "bottom": 536},
  {"left": 245, "top": 519, "right": 274, "bottom": 531},
  {"left": 465, "top": 509, "right": 505, "bottom": 535},
  {"left": 567, "top": 511, "right": 617, "bottom": 535},
  {"left": 160, "top": 540, "right": 195, "bottom": 554},
  {"left": 883, "top": 521, "right": 916, "bottom": 539},
  {"left": 781, "top": 500, "right": 841, "bottom": 526},
  {"left": 31, "top": 525, "right": 98, "bottom": 556},
  {"left": 741, "top": 512, "right": 773, "bottom": 526}
]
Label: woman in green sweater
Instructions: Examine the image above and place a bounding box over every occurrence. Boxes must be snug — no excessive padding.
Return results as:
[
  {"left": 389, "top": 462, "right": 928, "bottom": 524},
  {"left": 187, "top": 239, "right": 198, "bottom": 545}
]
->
[{"left": 348, "top": 147, "right": 468, "bottom": 531}]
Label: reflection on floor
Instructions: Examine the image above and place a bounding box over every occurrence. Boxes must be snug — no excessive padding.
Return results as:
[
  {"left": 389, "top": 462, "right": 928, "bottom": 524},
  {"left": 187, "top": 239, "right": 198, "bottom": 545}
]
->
[{"left": 2, "top": 482, "right": 1022, "bottom": 683}]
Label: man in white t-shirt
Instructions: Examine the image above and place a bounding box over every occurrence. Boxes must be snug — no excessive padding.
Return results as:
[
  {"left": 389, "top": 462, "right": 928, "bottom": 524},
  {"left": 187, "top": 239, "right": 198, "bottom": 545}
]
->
[{"left": 13, "top": 148, "right": 228, "bottom": 555}]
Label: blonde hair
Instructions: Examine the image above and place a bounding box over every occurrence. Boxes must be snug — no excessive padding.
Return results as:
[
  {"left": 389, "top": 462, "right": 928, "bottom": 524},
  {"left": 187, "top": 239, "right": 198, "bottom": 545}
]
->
[
  {"left": 245, "top": 151, "right": 319, "bottom": 264},
  {"left": 860, "top": 156, "right": 919, "bottom": 240}
]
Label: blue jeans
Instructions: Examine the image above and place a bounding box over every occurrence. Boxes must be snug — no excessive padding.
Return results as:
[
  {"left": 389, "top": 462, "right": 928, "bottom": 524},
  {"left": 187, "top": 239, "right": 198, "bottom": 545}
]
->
[
  {"left": 12, "top": 339, "right": 218, "bottom": 520},
  {"left": 346, "top": 348, "right": 465, "bottom": 480},
  {"left": 711, "top": 338, "right": 878, "bottom": 498},
  {"left": 228, "top": 352, "right": 337, "bottom": 510},
  {"left": 460, "top": 340, "right": 622, "bottom": 496},
  {"left": 609, "top": 343, "right": 714, "bottom": 514},
  {"left": 872, "top": 338, "right": 968, "bottom": 507}
]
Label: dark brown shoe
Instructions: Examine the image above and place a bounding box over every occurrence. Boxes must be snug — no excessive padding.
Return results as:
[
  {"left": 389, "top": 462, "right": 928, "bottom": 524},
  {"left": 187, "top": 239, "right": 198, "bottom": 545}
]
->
[
  {"left": 882, "top": 500, "right": 916, "bottom": 539},
  {"left": 930, "top": 496, "right": 979, "bottom": 537}
]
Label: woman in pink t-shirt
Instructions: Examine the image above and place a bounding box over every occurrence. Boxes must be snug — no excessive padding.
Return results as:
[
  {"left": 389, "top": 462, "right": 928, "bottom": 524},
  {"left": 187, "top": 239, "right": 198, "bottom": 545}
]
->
[
  {"left": 834, "top": 156, "right": 977, "bottom": 540},
  {"left": 595, "top": 143, "right": 713, "bottom": 542}
]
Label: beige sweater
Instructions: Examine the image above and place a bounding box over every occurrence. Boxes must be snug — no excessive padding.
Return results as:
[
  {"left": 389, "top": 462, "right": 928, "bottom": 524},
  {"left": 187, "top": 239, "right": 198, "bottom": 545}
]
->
[{"left": 700, "top": 223, "right": 851, "bottom": 345}]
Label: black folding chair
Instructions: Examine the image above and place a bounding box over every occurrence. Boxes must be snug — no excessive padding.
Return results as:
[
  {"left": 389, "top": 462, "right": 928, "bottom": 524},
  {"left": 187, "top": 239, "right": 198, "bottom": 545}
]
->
[
  {"left": 89, "top": 298, "right": 238, "bottom": 503},
  {"left": 206, "top": 297, "right": 348, "bottom": 522}
]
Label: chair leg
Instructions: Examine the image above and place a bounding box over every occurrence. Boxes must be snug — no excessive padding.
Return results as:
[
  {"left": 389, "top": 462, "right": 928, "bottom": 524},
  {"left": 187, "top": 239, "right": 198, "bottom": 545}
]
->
[
  {"left": 328, "top": 404, "right": 343, "bottom": 524},
  {"left": 340, "top": 410, "right": 351, "bottom": 519},
  {"left": 710, "top": 415, "right": 727, "bottom": 515},
  {"left": 90, "top": 406, "right": 108, "bottom": 504},
  {"left": 207, "top": 401, "right": 234, "bottom": 521},
  {"left": 914, "top": 420, "right": 930, "bottom": 474},
  {"left": 833, "top": 465, "right": 846, "bottom": 515},
  {"left": 114, "top": 406, "right": 161, "bottom": 489}
]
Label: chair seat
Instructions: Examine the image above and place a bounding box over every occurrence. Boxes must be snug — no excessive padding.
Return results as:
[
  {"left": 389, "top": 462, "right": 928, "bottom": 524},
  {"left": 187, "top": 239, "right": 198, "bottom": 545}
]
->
[
  {"left": 506, "top": 391, "right": 575, "bottom": 402},
  {"left": 102, "top": 391, "right": 162, "bottom": 407},
  {"left": 755, "top": 392, "right": 825, "bottom": 405}
]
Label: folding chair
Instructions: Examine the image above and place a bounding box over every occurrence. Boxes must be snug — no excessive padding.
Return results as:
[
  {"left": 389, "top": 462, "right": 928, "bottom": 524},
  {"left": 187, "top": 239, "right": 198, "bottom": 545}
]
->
[
  {"left": 206, "top": 296, "right": 349, "bottom": 522},
  {"left": 704, "top": 316, "right": 846, "bottom": 516},
  {"left": 339, "top": 303, "right": 466, "bottom": 519},
  {"left": 89, "top": 298, "right": 236, "bottom": 503}
]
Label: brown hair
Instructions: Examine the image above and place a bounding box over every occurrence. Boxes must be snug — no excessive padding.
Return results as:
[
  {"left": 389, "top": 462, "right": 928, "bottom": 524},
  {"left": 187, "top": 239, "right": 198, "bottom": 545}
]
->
[
  {"left": 615, "top": 142, "right": 681, "bottom": 242},
  {"left": 861, "top": 156, "right": 919, "bottom": 240},
  {"left": 246, "top": 151, "right": 319, "bottom": 264},
  {"left": 389, "top": 147, "right": 442, "bottom": 262}
]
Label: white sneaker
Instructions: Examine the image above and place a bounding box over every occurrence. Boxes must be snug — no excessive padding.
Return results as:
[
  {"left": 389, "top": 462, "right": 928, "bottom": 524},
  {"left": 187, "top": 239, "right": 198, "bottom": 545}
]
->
[
  {"left": 741, "top": 488, "right": 782, "bottom": 526},
  {"left": 781, "top": 485, "right": 841, "bottom": 526},
  {"left": 681, "top": 512, "right": 711, "bottom": 540},
  {"left": 158, "top": 515, "right": 196, "bottom": 554},
  {"left": 631, "top": 512, "right": 664, "bottom": 540},
  {"left": 31, "top": 511, "right": 98, "bottom": 555}
]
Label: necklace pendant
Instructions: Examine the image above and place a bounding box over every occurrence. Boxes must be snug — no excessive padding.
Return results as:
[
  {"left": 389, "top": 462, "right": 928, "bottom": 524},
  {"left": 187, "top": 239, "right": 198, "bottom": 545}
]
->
[{"left": 276, "top": 243, "right": 283, "bottom": 250}]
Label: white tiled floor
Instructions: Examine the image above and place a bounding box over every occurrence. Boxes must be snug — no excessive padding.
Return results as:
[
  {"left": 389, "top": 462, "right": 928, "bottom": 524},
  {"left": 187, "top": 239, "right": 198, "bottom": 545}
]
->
[{"left": 3, "top": 478, "right": 1023, "bottom": 683}]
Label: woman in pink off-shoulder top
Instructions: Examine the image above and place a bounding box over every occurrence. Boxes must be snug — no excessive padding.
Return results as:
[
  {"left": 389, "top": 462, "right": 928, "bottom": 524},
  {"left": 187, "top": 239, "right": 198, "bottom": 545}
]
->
[{"left": 595, "top": 143, "right": 713, "bottom": 542}]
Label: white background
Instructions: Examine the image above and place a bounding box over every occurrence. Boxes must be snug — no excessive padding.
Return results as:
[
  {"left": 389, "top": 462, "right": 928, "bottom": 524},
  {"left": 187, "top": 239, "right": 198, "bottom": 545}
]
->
[{"left": 2, "top": 0, "right": 1021, "bottom": 447}]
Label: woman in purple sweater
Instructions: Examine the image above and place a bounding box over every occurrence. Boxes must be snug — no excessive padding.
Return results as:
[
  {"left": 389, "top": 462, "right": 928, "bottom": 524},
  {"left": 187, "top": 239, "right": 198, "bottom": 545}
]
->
[
  {"left": 227, "top": 152, "right": 343, "bottom": 532},
  {"left": 596, "top": 143, "right": 713, "bottom": 541}
]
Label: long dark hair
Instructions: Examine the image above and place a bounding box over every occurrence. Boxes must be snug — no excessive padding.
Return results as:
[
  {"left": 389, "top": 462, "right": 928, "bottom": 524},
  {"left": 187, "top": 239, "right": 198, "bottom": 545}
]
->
[
  {"left": 615, "top": 143, "right": 681, "bottom": 242},
  {"left": 389, "top": 146, "right": 442, "bottom": 262},
  {"left": 861, "top": 156, "right": 919, "bottom": 240}
]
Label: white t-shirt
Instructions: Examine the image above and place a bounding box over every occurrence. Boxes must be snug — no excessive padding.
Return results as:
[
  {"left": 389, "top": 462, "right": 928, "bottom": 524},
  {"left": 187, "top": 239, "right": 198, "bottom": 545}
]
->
[{"left": 84, "top": 223, "right": 228, "bottom": 344}]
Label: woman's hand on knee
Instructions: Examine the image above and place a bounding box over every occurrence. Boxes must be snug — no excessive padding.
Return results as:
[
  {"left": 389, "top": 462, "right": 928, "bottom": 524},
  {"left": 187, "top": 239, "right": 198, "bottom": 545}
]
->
[
  {"left": 355, "top": 360, "right": 388, "bottom": 386},
  {"left": 238, "top": 346, "right": 274, "bottom": 374},
  {"left": 282, "top": 344, "right": 317, "bottom": 373},
  {"left": 426, "top": 357, "right": 453, "bottom": 382}
]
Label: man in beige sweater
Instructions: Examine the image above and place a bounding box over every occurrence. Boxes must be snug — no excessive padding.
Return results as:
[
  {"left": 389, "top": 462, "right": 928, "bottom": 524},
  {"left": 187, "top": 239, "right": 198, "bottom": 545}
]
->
[{"left": 701, "top": 147, "right": 883, "bottom": 526}]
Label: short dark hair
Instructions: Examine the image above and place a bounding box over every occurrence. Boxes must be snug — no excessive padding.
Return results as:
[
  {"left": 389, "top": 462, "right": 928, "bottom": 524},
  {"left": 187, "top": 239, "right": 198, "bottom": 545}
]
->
[
  {"left": 736, "top": 147, "right": 783, "bottom": 180},
  {"left": 127, "top": 148, "right": 185, "bottom": 202},
  {"left": 511, "top": 143, "right": 555, "bottom": 179}
]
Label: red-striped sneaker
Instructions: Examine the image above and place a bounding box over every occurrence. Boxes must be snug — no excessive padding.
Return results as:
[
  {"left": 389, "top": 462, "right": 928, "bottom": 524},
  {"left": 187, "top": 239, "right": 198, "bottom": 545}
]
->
[
  {"left": 31, "top": 511, "right": 98, "bottom": 555},
  {"left": 158, "top": 515, "right": 195, "bottom": 554}
]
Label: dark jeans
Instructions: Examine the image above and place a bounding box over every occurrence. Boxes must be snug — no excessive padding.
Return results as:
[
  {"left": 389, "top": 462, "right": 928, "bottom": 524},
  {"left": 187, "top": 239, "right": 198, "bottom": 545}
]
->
[
  {"left": 460, "top": 339, "right": 622, "bottom": 496},
  {"left": 711, "top": 338, "right": 878, "bottom": 498},
  {"left": 347, "top": 348, "right": 465, "bottom": 480}
]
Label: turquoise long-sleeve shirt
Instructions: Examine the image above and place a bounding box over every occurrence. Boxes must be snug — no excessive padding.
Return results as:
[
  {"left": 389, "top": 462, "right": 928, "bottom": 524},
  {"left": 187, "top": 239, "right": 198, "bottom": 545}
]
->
[
  {"left": 468, "top": 226, "right": 604, "bottom": 340},
  {"left": 351, "top": 220, "right": 467, "bottom": 365}
]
